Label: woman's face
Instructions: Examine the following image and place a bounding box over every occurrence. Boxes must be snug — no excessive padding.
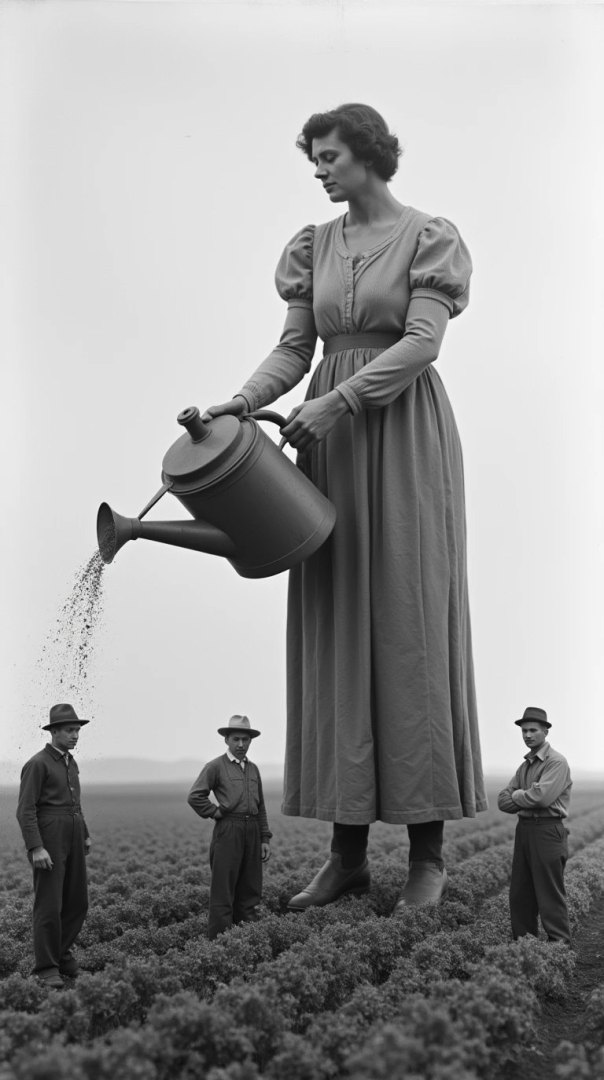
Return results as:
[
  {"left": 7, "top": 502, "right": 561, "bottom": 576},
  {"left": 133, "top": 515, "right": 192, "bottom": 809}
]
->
[{"left": 311, "top": 129, "right": 371, "bottom": 202}]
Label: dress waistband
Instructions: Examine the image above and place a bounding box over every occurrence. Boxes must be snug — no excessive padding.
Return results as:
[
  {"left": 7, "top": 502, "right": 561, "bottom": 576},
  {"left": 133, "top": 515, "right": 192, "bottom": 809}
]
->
[
  {"left": 38, "top": 805, "right": 83, "bottom": 815},
  {"left": 323, "top": 332, "right": 400, "bottom": 355},
  {"left": 224, "top": 812, "right": 258, "bottom": 820}
]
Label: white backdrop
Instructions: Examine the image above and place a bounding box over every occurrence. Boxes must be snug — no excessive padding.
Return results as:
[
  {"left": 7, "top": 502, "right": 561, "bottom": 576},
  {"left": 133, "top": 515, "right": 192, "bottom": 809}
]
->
[{"left": 2, "top": 0, "right": 603, "bottom": 777}]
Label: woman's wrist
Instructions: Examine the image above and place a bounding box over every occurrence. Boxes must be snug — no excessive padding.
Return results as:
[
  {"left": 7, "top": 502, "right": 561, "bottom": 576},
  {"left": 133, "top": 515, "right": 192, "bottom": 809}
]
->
[
  {"left": 325, "top": 388, "right": 352, "bottom": 416},
  {"left": 332, "top": 384, "right": 361, "bottom": 416}
]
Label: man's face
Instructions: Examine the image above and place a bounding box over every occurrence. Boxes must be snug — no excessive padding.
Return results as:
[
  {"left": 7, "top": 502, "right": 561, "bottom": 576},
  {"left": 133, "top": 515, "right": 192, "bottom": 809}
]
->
[
  {"left": 520, "top": 722, "right": 548, "bottom": 753},
  {"left": 225, "top": 733, "right": 251, "bottom": 760},
  {"left": 51, "top": 724, "right": 83, "bottom": 753}
]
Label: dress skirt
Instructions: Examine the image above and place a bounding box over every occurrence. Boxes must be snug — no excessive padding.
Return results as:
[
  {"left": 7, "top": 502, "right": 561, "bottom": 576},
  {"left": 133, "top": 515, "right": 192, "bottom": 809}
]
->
[{"left": 283, "top": 345, "right": 487, "bottom": 825}]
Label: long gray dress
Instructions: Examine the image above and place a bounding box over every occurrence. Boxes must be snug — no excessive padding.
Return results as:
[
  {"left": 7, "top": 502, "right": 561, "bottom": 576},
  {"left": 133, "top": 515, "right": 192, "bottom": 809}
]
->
[{"left": 238, "top": 207, "right": 487, "bottom": 825}]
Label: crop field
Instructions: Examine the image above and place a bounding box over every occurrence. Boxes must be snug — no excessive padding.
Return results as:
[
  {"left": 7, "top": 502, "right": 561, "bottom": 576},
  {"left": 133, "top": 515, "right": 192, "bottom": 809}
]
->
[{"left": 1, "top": 780, "right": 604, "bottom": 1080}]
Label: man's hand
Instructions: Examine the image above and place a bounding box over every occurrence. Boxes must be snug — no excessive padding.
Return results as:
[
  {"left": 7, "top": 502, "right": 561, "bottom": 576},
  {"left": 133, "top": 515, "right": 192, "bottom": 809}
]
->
[
  {"left": 31, "top": 847, "right": 53, "bottom": 871},
  {"left": 85, "top": 839, "right": 91, "bottom": 856},
  {"left": 280, "top": 391, "right": 350, "bottom": 452},
  {"left": 261, "top": 843, "right": 271, "bottom": 862}
]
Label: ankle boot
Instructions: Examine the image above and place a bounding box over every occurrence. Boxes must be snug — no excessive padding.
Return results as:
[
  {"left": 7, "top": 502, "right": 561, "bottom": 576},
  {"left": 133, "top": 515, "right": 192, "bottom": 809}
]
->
[
  {"left": 287, "top": 853, "right": 370, "bottom": 911},
  {"left": 391, "top": 862, "right": 448, "bottom": 914}
]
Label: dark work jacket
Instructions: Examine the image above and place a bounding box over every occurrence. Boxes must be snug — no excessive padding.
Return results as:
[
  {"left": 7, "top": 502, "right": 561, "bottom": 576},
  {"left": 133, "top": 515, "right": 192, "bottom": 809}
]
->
[
  {"left": 16, "top": 744, "right": 90, "bottom": 851},
  {"left": 187, "top": 754, "right": 272, "bottom": 842}
]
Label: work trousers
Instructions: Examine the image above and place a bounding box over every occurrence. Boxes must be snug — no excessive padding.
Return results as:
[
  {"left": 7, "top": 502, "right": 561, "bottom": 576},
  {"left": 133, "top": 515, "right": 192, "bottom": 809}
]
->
[
  {"left": 30, "top": 811, "right": 88, "bottom": 974},
  {"left": 331, "top": 820, "right": 445, "bottom": 869},
  {"left": 509, "top": 818, "right": 571, "bottom": 944},
  {"left": 208, "top": 815, "right": 262, "bottom": 940}
]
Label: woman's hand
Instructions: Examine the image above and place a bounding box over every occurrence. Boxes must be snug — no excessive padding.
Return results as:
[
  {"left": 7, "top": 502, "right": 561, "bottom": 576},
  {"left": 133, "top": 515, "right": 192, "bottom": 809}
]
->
[
  {"left": 280, "top": 391, "right": 350, "bottom": 452},
  {"left": 202, "top": 395, "right": 249, "bottom": 422}
]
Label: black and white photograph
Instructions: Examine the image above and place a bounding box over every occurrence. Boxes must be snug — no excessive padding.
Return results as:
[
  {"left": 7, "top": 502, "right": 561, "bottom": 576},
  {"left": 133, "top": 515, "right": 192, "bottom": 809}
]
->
[{"left": 1, "top": 0, "right": 603, "bottom": 1076}]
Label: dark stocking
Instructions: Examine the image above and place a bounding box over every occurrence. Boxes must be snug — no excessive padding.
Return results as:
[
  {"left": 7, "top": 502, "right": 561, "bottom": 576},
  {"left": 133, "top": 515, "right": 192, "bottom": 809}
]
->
[
  {"left": 407, "top": 821, "right": 444, "bottom": 869},
  {"left": 331, "top": 823, "right": 370, "bottom": 869}
]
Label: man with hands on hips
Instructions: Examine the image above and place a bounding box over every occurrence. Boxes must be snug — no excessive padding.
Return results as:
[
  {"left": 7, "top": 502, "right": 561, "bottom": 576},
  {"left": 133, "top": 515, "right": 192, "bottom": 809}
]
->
[
  {"left": 16, "top": 704, "right": 91, "bottom": 988},
  {"left": 188, "top": 715, "right": 272, "bottom": 940}
]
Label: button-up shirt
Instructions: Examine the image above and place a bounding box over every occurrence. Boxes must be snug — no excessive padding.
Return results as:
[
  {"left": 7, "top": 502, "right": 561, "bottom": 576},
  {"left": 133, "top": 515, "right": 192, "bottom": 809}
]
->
[
  {"left": 16, "top": 744, "right": 90, "bottom": 850},
  {"left": 187, "top": 753, "right": 272, "bottom": 841},
  {"left": 226, "top": 751, "right": 246, "bottom": 769},
  {"left": 497, "top": 741, "right": 572, "bottom": 819}
]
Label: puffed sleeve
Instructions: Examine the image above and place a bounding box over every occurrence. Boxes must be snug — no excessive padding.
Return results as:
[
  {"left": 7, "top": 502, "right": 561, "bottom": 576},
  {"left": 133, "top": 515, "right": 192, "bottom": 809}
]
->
[
  {"left": 274, "top": 225, "right": 315, "bottom": 309},
  {"left": 237, "top": 226, "right": 318, "bottom": 410},
  {"left": 409, "top": 217, "right": 472, "bottom": 319}
]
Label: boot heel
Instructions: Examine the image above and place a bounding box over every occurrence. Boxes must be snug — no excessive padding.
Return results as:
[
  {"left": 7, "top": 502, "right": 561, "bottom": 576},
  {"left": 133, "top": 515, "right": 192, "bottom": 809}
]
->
[
  {"left": 348, "top": 884, "right": 370, "bottom": 897},
  {"left": 391, "top": 863, "right": 448, "bottom": 913},
  {"left": 287, "top": 855, "right": 370, "bottom": 910}
]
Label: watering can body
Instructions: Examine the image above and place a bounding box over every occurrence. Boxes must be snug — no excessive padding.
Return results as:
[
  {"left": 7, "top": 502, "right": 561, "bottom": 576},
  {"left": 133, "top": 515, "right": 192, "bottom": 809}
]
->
[{"left": 97, "top": 407, "right": 336, "bottom": 578}]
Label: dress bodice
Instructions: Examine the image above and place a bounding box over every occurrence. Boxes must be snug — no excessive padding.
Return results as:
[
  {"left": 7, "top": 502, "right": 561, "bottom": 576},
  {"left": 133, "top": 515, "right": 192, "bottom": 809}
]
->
[{"left": 275, "top": 208, "right": 472, "bottom": 342}]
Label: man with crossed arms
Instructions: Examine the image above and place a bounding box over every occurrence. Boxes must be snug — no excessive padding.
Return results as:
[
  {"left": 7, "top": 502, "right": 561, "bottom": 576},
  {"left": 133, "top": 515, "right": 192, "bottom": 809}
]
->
[{"left": 498, "top": 706, "right": 572, "bottom": 945}]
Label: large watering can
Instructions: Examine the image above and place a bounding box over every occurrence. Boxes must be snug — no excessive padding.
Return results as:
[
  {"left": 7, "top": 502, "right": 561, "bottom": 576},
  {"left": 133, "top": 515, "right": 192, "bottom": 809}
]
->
[{"left": 96, "top": 406, "right": 336, "bottom": 578}]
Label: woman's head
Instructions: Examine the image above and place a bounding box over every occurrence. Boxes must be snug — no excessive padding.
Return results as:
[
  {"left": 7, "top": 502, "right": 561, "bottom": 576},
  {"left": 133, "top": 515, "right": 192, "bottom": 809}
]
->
[{"left": 296, "top": 103, "right": 402, "bottom": 182}]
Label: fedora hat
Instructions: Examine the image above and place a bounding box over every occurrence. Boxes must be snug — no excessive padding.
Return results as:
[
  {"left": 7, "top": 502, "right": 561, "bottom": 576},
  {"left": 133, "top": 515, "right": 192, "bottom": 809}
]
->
[
  {"left": 217, "top": 714, "right": 261, "bottom": 739},
  {"left": 42, "top": 703, "right": 90, "bottom": 731},
  {"left": 514, "top": 706, "right": 551, "bottom": 729}
]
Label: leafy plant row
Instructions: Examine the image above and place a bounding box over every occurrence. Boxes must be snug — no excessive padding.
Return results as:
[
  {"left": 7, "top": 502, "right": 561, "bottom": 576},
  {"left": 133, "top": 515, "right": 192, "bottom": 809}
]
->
[
  {"left": 1, "top": 834, "right": 603, "bottom": 1080},
  {"left": 2, "top": 804, "right": 604, "bottom": 998},
  {"left": 2, "top": 801, "right": 601, "bottom": 959},
  {"left": 277, "top": 836, "right": 604, "bottom": 1080},
  {"left": 0, "top": 821, "right": 544, "bottom": 1005},
  {"left": 554, "top": 982, "right": 604, "bottom": 1079}
]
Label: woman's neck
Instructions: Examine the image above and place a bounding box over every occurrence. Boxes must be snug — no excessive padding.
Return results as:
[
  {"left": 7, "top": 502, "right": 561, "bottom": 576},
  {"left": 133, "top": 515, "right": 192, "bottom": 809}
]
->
[{"left": 345, "top": 185, "right": 403, "bottom": 227}]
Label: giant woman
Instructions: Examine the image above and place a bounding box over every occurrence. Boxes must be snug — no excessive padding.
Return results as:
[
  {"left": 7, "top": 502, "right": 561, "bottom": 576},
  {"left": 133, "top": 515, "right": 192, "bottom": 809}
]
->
[{"left": 205, "top": 103, "right": 487, "bottom": 911}]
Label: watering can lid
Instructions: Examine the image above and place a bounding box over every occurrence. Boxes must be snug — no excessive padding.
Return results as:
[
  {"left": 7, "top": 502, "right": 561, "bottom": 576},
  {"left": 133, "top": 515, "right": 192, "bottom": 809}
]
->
[{"left": 161, "top": 408, "right": 247, "bottom": 485}]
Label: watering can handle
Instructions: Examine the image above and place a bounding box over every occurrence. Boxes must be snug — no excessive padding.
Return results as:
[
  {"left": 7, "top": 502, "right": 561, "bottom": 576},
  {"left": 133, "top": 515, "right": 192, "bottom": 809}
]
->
[
  {"left": 249, "top": 409, "right": 287, "bottom": 427},
  {"left": 249, "top": 409, "right": 289, "bottom": 451}
]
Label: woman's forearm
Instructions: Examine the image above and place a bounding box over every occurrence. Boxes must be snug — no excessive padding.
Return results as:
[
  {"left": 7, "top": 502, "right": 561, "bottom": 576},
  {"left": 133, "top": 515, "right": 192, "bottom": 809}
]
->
[
  {"left": 335, "top": 296, "right": 450, "bottom": 415},
  {"left": 237, "top": 304, "right": 318, "bottom": 410}
]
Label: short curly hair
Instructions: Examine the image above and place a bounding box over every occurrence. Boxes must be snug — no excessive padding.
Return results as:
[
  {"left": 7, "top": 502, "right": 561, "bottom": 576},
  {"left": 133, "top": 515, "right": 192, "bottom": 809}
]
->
[{"left": 296, "top": 103, "right": 402, "bottom": 182}]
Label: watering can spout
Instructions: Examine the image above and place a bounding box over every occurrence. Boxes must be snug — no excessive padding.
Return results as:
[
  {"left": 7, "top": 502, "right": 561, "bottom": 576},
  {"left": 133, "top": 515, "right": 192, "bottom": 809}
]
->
[{"left": 96, "top": 502, "right": 236, "bottom": 565}]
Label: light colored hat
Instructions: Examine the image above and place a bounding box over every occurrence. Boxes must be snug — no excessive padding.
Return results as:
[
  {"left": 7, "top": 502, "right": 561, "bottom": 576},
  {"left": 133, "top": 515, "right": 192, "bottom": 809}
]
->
[
  {"left": 217, "top": 714, "right": 261, "bottom": 739},
  {"left": 43, "top": 703, "right": 90, "bottom": 731},
  {"left": 515, "top": 706, "right": 551, "bottom": 729}
]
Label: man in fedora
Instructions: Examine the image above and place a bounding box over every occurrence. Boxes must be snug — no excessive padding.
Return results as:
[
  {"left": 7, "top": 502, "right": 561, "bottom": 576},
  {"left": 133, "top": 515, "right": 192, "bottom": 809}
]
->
[
  {"left": 16, "top": 704, "right": 91, "bottom": 988},
  {"left": 187, "top": 715, "right": 272, "bottom": 940},
  {"left": 498, "top": 706, "right": 572, "bottom": 944}
]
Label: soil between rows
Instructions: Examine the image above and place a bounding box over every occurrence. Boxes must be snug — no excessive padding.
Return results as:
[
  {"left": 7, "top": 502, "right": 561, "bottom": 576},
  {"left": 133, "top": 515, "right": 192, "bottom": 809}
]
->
[{"left": 500, "top": 892, "right": 604, "bottom": 1080}]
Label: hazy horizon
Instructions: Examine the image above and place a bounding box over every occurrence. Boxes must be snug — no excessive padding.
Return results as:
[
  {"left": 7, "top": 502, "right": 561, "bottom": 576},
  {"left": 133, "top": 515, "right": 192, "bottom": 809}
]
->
[{"left": 2, "top": 755, "right": 603, "bottom": 789}]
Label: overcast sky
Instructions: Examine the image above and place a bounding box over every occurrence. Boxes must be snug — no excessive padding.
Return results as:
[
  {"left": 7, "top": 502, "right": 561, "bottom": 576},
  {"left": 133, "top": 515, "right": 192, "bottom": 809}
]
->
[{"left": 2, "top": 0, "right": 603, "bottom": 780}]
